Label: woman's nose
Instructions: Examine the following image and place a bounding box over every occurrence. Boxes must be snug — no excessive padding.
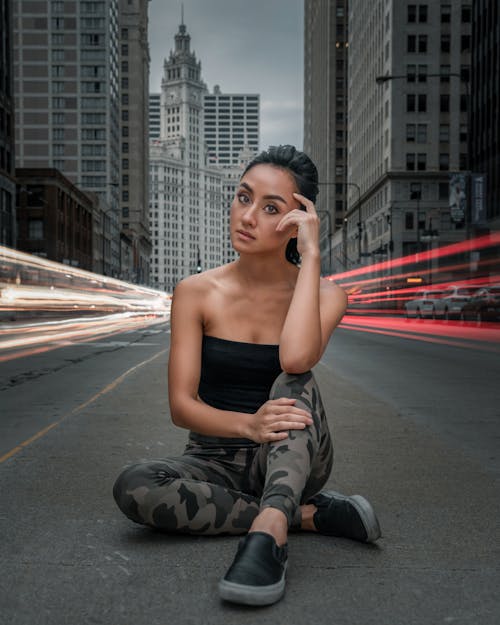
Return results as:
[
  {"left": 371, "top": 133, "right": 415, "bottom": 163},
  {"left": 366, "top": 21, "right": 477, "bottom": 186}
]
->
[{"left": 241, "top": 205, "right": 257, "bottom": 226}]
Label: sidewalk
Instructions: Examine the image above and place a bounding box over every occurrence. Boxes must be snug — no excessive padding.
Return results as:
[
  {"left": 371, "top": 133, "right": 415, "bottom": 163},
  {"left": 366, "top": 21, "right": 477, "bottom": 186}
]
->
[{"left": 1, "top": 350, "right": 499, "bottom": 625}]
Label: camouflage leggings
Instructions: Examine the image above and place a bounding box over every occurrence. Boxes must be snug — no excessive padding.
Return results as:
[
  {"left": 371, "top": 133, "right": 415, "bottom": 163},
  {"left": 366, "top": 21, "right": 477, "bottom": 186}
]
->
[{"left": 113, "top": 370, "right": 333, "bottom": 535}]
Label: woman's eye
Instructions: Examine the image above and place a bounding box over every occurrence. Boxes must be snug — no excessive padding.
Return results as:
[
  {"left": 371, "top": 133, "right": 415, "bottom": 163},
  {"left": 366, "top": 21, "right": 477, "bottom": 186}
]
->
[
  {"left": 237, "top": 193, "right": 250, "bottom": 204},
  {"left": 264, "top": 205, "right": 278, "bottom": 214}
]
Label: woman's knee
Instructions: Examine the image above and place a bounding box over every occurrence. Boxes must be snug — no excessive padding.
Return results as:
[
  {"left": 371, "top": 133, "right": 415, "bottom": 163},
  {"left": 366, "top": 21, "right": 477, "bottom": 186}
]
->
[
  {"left": 269, "top": 370, "right": 315, "bottom": 401},
  {"left": 112, "top": 461, "right": 167, "bottom": 522}
]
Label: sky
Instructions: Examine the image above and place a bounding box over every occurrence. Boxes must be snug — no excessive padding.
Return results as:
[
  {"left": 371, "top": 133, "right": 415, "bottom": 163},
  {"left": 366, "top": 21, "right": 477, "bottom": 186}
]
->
[{"left": 148, "top": 0, "right": 304, "bottom": 150}]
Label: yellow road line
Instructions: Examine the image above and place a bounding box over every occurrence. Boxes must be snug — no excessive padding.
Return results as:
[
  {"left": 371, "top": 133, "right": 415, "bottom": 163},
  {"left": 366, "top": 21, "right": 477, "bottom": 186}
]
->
[{"left": 0, "top": 348, "right": 168, "bottom": 465}]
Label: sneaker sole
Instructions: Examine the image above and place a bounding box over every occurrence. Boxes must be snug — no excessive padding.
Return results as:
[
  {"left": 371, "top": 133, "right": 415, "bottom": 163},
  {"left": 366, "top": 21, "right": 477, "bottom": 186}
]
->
[
  {"left": 324, "top": 491, "right": 382, "bottom": 543},
  {"left": 218, "top": 564, "right": 287, "bottom": 606}
]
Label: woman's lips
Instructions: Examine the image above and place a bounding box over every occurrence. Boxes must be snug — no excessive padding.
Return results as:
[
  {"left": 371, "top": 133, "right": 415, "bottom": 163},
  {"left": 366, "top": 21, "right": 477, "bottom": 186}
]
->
[{"left": 236, "top": 230, "right": 256, "bottom": 240}]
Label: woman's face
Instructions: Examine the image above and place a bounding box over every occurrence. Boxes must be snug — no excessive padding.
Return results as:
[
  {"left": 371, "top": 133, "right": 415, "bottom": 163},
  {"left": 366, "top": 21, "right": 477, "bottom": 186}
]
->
[{"left": 230, "top": 164, "right": 301, "bottom": 256}]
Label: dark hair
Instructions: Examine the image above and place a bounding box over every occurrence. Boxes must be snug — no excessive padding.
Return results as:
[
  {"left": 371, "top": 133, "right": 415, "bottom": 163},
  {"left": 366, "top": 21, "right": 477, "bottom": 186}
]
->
[{"left": 241, "top": 145, "right": 319, "bottom": 265}]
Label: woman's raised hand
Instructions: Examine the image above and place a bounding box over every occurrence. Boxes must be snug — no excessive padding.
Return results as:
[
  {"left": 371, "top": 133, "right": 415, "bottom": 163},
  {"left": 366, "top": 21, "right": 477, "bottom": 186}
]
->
[
  {"left": 275, "top": 192, "right": 320, "bottom": 259},
  {"left": 249, "top": 398, "right": 313, "bottom": 443}
]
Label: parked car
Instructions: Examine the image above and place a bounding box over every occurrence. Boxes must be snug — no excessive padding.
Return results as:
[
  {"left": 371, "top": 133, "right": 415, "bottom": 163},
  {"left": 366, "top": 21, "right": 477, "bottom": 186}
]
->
[
  {"left": 404, "top": 289, "right": 445, "bottom": 318},
  {"left": 433, "top": 285, "right": 482, "bottom": 320},
  {"left": 460, "top": 286, "right": 500, "bottom": 322}
]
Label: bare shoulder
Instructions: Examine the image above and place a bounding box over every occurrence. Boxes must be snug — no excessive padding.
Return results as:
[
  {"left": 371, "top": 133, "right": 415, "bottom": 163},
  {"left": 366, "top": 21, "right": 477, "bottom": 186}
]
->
[
  {"left": 320, "top": 277, "right": 348, "bottom": 307},
  {"left": 174, "top": 265, "right": 227, "bottom": 298}
]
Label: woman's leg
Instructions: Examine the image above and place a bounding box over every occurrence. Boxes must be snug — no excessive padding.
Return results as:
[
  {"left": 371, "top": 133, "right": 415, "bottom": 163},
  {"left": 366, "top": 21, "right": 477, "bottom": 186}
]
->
[
  {"left": 248, "top": 370, "right": 333, "bottom": 531},
  {"left": 113, "top": 444, "right": 261, "bottom": 535}
]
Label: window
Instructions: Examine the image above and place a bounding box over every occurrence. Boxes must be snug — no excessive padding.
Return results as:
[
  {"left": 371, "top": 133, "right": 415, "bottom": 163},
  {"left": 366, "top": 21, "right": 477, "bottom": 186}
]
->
[
  {"left": 407, "top": 123, "right": 416, "bottom": 142},
  {"left": 28, "top": 219, "right": 44, "bottom": 240},
  {"left": 439, "top": 124, "right": 450, "bottom": 142},
  {"left": 439, "top": 153, "right": 449, "bottom": 170},
  {"left": 417, "top": 153, "right": 426, "bottom": 170},
  {"left": 417, "top": 124, "right": 427, "bottom": 143},
  {"left": 439, "top": 182, "right": 449, "bottom": 199},
  {"left": 122, "top": 142, "right": 129, "bottom": 153},
  {"left": 441, "top": 34, "right": 451, "bottom": 53},
  {"left": 122, "top": 191, "right": 129, "bottom": 202},
  {"left": 461, "top": 65, "right": 470, "bottom": 82},
  {"left": 440, "top": 70, "right": 452, "bottom": 87},
  {"left": 418, "top": 94, "right": 427, "bottom": 112},
  {"left": 407, "top": 35, "right": 416, "bottom": 53},
  {"left": 122, "top": 126, "right": 129, "bottom": 137},
  {"left": 406, "top": 153, "right": 416, "bottom": 170},
  {"left": 419, "top": 5, "right": 428, "bottom": 21},
  {"left": 408, "top": 4, "right": 416, "bottom": 22},
  {"left": 461, "top": 35, "right": 470, "bottom": 51},
  {"left": 407, "top": 64, "right": 416, "bottom": 81},
  {"left": 459, "top": 124, "right": 467, "bottom": 142},
  {"left": 407, "top": 94, "right": 416, "bottom": 112},
  {"left": 410, "top": 183, "right": 422, "bottom": 199},
  {"left": 418, "top": 35, "right": 427, "bottom": 52},
  {"left": 461, "top": 5, "right": 471, "bottom": 22},
  {"left": 459, "top": 153, "right": 467, "bottom": 170},
  {"left": 405, "top": 212, "right": 414, "bottom": 229},
  {"left": 418, "top": 64, "right": 427, "bottom": 81},
  {"left": 121, "top": 44, "right": 128, "bottom": 56},
  {"left": 440, "top": 94, "right": 450, "bottom": 112},
  {"left": 121, "top": 28, "right": 129, "bottom": 39},
  {"left": 441, "top": 4, "right": 451, "bottom": 22},
  {"left": 460, "top": 94, "right": 468, "bottom": 112}
]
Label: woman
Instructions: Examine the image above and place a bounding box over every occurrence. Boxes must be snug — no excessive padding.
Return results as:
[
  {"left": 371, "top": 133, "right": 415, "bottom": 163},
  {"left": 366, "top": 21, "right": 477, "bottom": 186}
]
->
[{"left": 113, "top": 145, "right": 381, "bottom": 606}]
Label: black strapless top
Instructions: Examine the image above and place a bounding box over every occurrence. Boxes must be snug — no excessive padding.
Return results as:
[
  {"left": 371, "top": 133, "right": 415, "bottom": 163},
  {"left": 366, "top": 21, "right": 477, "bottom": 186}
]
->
[
  {"left": 198, "top": 335, "right": 282, "bottom": 413},
  {"left": 191, "top": 335, "right": 282, "bottom": 447}
]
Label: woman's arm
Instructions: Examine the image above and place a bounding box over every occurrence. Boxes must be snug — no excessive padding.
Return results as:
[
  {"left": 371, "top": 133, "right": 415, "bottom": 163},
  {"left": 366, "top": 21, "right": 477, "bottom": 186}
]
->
[
  {"left": 277, "top": 193, "right": 348, "bottom": 373},
  {"left": 167, "top": 277, "right": 313, "bottom": 441}
]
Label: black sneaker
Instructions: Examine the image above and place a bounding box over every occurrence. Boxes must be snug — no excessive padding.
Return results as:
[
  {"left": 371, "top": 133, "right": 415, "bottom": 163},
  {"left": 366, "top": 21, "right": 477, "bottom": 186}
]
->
[
  {"left": 218, "top": 531, "right": 288, "bottom": 606},
  {"left": 308, "top": 490, "right": 381, "bottom": 543}
]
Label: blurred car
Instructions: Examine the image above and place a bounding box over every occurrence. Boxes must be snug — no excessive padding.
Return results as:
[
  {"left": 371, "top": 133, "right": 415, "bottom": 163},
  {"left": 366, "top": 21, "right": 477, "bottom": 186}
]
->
[
  {"left": 433, "top": 285, "right": 482, "bottom": 320},
  {"left": 460, "top": 286, "right": 500, "bottom": 322},
  {"left": 404, "top": 289, "right": 445, "bottom": 318}
]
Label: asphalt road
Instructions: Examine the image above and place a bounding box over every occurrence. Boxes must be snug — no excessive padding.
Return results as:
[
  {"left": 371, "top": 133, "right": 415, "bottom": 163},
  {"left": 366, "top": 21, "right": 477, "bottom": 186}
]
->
[{"left": 0, "top": 320, "right": 499, "bottom": 624}]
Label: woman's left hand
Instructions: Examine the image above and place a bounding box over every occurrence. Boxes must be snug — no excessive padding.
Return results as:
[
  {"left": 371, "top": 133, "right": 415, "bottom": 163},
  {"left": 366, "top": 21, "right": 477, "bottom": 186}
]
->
[{"left": 275, "top": 192, "right": 320, "bottom": 259}]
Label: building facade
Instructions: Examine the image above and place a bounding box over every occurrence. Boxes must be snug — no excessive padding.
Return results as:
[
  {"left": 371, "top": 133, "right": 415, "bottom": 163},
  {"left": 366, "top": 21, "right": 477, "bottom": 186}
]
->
[
  {"left": 203, "top": 86, "right": 259, "bottom": 166},
  {"left": 304, "top": 0, "right": 348, "bottom": 274},
  {"left": 343, "top": 0, "right": 472, "bottom": 269},
  {"left": 149, "top": 21, "right": 260, "bottom": 292},
  {"left": 150, "top": 21, "right": 225, "bottom": 293},
  {"left": 470, "top": 0, "right": 500, "bottom": 232},
  {"left": 16, "top": 167, "right": 93, "bottom": 270},
  {"left": 0, "top": 0, "right": 16, "bottom": 248},
  {"left": 13, "top": 0, "right": 122, "bottom": 276},
  {"left": 149, "top": 92, "right": 160, "bottom": 139},
  {"left": 119, "top": 0, "right": 151, "bottom": 284}
]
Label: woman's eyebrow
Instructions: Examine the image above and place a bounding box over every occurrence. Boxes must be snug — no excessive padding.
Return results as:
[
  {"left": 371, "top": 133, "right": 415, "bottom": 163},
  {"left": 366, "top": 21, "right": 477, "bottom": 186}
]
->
[{"left": 239, "top": 181, "right": 287, "bottom": 204}]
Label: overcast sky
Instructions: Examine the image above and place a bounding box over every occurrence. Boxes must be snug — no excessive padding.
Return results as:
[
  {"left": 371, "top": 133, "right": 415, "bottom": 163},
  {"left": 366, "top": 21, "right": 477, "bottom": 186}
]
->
[{"left": 148, "top": 0, "right": 304, "bottom": 150}]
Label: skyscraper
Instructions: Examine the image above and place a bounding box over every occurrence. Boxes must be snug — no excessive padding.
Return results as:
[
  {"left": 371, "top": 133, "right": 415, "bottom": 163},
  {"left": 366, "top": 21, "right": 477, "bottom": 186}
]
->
[
  {"left": 0, "top": 0, "right": 16, "bottom": 247},
  {"left": 150, "top": 20, "right": 225, "bottom": 292},
  {"left": 148, "top": 92, "right": 160, "bottom": 140},
  {"left": 303, "top": 0, "right": 348, "bottom": 273},
  {"left": 203, "top": 86, "right": 259, "bottom": 166},
  {"left": 345, "top": 0, "right": 471, "bottom": 266},
  {"left": 149, "top": 20, "right": 260, "bottom": 291},
  {"left": 470, "top": 0, "right": 499, "bottom": 232},
  {"left": 119, "top": 0, "right": 151, "bottom": 284},
  {"left": 13, "top": 0, "right": 121, "bottom": 275}
]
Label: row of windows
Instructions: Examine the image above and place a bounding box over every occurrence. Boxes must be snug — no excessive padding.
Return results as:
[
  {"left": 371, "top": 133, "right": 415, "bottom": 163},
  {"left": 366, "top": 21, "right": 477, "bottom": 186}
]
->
[
  {"left": 407, "top": 4, "right": 471, "bottom": 24},
  {"left": 405, "top": 93, "right": 468, "bottom": 113},
  {"left": 405, "top": 152, "right": 467, "bottom": 171},
  {"left": 407, "top": 34, "right": 471, "bottom": 54},
  {"left": 405, "top": 123, "right": 467, "bottom": 143}
]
